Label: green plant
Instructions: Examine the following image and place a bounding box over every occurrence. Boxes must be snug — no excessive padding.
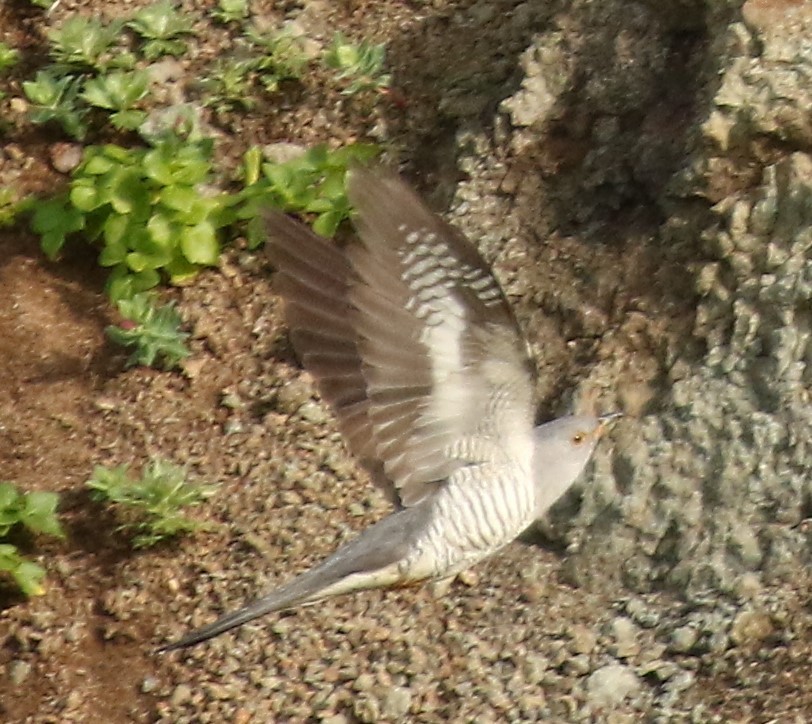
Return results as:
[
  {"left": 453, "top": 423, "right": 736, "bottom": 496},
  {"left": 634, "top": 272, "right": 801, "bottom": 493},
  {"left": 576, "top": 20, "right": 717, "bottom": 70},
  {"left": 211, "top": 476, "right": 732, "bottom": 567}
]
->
[
  {"left": 30, "top": 136, "right": 236, "bottom": 300},
  {"left": 212, "top": 0, "right": 249, "bottom": 24},
  {"left": 239, "top": 142, "right": 381, "bottom": 244},
  {"left": 47, "top": 15, "right": 127, "bottom": 73},
  {"left": 201, "top": 28, "right": 309, "bottom": 115},
  {"left": 128, "top": 1, "right": 194, "bottom": 60},
  {"left": 0, "top": 42, "right": 19, "bottom": 73},
  {"left": 201, "top": 57, "right": 257, "bottom": 114},
  {"left": 0, "top": 190, "right": 32, "bottom": 227},
  {"left": 22, "top": 70, "right": 88, "bottom": 139},
  {"left": 0, "top": 482, "right": 64, "bottom": 596},
  {"left": 81, "top": 69, "right": 150, "bottom": 131},
  {"left": 0, "top": 42, "right": 19, "bottom": 102},
  {"left": 247, "top": 27, "right": 310, "bottom": 92},
  {"left": 86, "top": 459, "right": 217, "bottom": 548},
  {"left": 323, "top": 32, "right": 390, "bottom": 95},
  {"left": 106, "top": 292, "right": 190, "bottom": 369}
]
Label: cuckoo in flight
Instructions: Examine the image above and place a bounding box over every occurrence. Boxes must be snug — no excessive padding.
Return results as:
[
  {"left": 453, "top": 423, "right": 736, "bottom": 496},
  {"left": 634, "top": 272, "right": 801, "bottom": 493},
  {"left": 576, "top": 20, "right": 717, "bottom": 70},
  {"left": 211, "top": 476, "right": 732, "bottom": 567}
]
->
[{"left": 161, "top": 168, "right": 618, "bottom": 650}]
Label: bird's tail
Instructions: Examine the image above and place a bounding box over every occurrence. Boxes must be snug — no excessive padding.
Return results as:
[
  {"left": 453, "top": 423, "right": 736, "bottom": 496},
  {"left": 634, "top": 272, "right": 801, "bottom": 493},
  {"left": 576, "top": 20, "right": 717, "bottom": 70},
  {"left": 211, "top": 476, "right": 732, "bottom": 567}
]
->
[{"left": 159, "top": 504, "right": 431, "bottom": 651}]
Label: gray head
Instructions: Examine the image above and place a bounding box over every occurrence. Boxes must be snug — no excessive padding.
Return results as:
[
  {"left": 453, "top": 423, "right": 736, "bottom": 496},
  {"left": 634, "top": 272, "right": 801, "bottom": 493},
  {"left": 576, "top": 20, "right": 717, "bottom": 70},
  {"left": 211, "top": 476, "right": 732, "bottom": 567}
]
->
[{"left": 532, "top": 413, "right": 620, "bottom": 515}]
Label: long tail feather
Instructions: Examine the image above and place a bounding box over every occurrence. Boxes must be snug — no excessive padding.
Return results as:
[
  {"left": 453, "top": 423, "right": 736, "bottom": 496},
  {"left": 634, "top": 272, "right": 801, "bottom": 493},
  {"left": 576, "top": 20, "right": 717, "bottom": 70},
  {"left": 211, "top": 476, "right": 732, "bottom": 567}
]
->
[{"left": 159, "top": 505, "right": 431, "bottom": 651}]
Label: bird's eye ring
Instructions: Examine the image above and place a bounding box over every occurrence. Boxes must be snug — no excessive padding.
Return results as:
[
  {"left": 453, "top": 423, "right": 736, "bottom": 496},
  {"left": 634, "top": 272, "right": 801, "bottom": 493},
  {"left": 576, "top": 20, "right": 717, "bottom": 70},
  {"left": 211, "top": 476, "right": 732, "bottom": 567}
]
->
[{"left": 571, "top": 432, "right": 585, "bottom": 445}]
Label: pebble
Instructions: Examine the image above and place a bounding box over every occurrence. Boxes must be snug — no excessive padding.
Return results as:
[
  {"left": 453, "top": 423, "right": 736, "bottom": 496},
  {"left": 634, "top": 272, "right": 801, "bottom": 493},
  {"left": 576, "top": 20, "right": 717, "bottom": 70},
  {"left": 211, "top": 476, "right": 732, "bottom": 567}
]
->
[
  {"left": 565, "top": 653, "right": 592, "bottom": 676},
  {"left": 586, "top": 664, "right": 641, "bottom": 709},
  {"left": 171, "top": 683, "right": 193, "bottom": 706},
  {"left": 609, "top": 616, "right": 640, "bottom": 658},
  {"left": 353, "top": 694, "right": 381, "bottom": 723},
  {"left": 569, "top": 623, "right": 598, "bottom": 654},
  {"left": 8, "top": 660, "right": 32, "bottom": 685},
  {"left": 730, "top": 609, "right": 773, "bottom": 646},
  {"left": 382, "top": 686, "right": 412, "bottom": 718},
  {"left": 520, "top": 653, "right": 548, "bottom": 685},
  {"left": 670, "top": 625, "right": 700, "bottom": 653},
  {"left": 49, "top": 142, "right": 83, "bottom": 173},
  {"left": 142, "top": 675, "right": 160, "bottom": 693}
]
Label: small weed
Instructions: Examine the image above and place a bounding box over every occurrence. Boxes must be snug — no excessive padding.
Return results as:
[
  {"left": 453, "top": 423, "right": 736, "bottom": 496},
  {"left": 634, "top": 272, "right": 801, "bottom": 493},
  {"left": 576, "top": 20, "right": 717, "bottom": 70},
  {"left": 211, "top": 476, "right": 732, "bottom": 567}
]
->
[
  {"left": 201, "top": 27, "right": 310, "bottom": 115},
  {"left": 86, "top": 459, "right": 218, "bottom": 548},
  {"left": 47, "top": 15, "right": 127, "bottom": 73},
  {"left": 323, "top": 32, "right": 390, "bottom": 96},
  {"left": 128, "top": 1, "right": 194, "bottom": 61},
  {"left": 23, "top": 70, "right": 88, "bottom": 139},
  {"left": 81, "top": 69, "right": 150, "bottom": 131},
  {"left": 0, "top": 482, "right": 64, "bottom": 596},
  {"left": 201, "top": 57, "right": 257, "bottom": 114},
  {"left": 212, "top": 0, "right": 249, "bottom": 25},
  {"left": 106, "top": 292, "right": 190, "bottom": 369},
  {"left": 0, "top": 42, "right": 19, "bottom": 73}
]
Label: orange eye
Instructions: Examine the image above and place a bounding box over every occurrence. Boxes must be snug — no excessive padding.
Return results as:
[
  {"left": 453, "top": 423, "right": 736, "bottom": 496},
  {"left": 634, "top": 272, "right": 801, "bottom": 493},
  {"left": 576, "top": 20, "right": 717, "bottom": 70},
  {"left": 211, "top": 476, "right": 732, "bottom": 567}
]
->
[{"left": 571, "top": 432, "right": 585, "bottom": 445}]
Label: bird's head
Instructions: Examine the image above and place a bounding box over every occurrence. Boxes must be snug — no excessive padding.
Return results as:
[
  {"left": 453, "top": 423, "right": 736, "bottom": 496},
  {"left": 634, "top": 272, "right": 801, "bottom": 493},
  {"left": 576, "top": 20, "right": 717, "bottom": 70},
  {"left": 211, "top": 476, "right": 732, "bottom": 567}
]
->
[{"left": 532, "top": 412, "right": 620, "bottom": 514}]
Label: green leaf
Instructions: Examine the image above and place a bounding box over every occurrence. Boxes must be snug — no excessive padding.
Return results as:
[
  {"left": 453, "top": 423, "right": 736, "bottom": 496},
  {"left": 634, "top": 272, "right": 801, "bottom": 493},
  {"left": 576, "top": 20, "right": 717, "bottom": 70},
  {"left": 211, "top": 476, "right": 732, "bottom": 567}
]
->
[
  {"left": 20, "top": 492, "right": 64, "bottom": 538},
  {"left": 12, "top": 559, "right": 47, "bottom": 596},
  {"left": 180, "top": 221, "right": 218, "bottom": 264},
  {"left": 109, "top": 170, "right": 149, "bottom": 215},
  {"left": 40, "top": 231, "right": 67, "bottom": 260},
  {"left": 0, "top": 545, "right": 46, "bottom": 596},
  {"left": 313, "top": 210, "right": 343, "bottom": 237},
  {"left": 166, "top": 255, "right": 200, "bottom": 284},
  {"left": 99, "top": 241, "right": 127, "bottom": 267},
  {"left": 146, "top": 212, "right": 174, "bottom": 246},
  {"left": 159, "top": 185, "right": 199, "bottom": 212},
  {"left": 70, "top": 183, "right": 100, "bottom": 212}
]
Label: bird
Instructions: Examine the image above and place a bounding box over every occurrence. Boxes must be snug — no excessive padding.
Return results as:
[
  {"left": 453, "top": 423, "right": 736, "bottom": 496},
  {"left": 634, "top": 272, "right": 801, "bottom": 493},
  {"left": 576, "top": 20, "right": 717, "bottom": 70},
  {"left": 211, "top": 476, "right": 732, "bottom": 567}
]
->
[{"left": 160, "top": 167, "right": 619, "bottom": 651}]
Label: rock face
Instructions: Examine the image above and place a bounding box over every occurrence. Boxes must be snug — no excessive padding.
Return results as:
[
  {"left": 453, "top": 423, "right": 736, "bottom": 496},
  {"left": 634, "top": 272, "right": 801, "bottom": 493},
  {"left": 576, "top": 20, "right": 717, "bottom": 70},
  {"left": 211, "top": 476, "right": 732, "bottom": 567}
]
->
[{"left": 447, "top": 0, "right": 811, "bottom": 597}]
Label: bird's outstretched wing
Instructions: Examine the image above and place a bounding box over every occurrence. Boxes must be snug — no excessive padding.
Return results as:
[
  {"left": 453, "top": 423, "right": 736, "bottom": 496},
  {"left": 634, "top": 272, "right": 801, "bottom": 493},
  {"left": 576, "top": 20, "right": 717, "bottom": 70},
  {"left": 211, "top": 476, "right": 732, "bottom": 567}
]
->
[{"left": 266, "top": 168, "right": 536, "bottom": 507}]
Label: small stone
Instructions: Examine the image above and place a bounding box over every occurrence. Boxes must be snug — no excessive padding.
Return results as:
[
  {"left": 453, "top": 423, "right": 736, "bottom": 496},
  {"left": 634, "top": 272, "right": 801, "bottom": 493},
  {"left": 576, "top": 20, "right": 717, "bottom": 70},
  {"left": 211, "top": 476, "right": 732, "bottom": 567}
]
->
[
  {"left": 586, "top": 664, "right": 641, "bottom": 709},
  {"left": 180, "top": 356, "right": 207, "bottom": 380},
  {"left": 263, "top": 142, "right": 307, "bottom": 164},
  {"left": 565, "top": 653, "right": 592, "bottom": 676},
  {"left": 520, "top": 581, "right": 546, "bottom": 603},
  {"left": 299, "top": 400, "right": 329, "bottom": 424},
  {"left": 49, "top": 142, "right": 82, "bottom": 173},
  {"left": 8, "top": 660, "right": 32, "bottom": 685},
  {"left": 520, "top": 653, "right": 548, "bottom": 685},
  {"left": 382, "top": 686, "right": 412, "bottom": 718},
  {"left": 63, "top": 623, "right": 83, "bottom": 643},
  {"left": 730, "top": 609, "right": 773, "bottom": 647},
  {"left": 9, "top": 97, "right": 28, "bottom": 115},
  {"left": 569, "top": 623, "right": 598, "bottom": 654},
  {"left": 609, "top": 616, "right": 640, "bottom": 658},
  {"left": 141, "top": 675, "right": 159, "bottom": 693},
  {"left": 65, "top": 690, "right": 83, "bottom": 710},
  {"left": 353, "top": 673, "right": 375, "bottom": 692},
  {"left": 93, "top": 396, "right": 119, "bottom": 412},
  {"left": 353, "top": 694, "right": 381, "bottom": 723},
  {"left": 220, "top": 391, "right": 243, "bottom": 409},
  {"left": 276, "top": 380, "right": 313, "bottom": 413},
  {"left": 670, "top": 625, "right": 699, "bottom": 653},
  {"left": 170, "top": 683, "right": 192, "bottom": 706}
]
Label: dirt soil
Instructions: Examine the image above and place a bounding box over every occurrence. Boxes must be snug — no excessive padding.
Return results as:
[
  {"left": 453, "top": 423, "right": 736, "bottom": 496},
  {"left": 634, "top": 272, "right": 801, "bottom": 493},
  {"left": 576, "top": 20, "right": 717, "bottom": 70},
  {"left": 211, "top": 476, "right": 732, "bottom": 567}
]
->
[{"left": 1, "top": 1, "right": 811, "bottom": 722}]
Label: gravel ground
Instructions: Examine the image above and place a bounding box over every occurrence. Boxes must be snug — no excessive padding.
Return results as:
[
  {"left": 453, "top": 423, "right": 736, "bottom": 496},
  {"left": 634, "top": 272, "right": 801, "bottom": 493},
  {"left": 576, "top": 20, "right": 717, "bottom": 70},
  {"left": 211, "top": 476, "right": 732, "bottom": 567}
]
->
[{"left": 1, "top": 0, "right": 810, "bottom": 721}]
